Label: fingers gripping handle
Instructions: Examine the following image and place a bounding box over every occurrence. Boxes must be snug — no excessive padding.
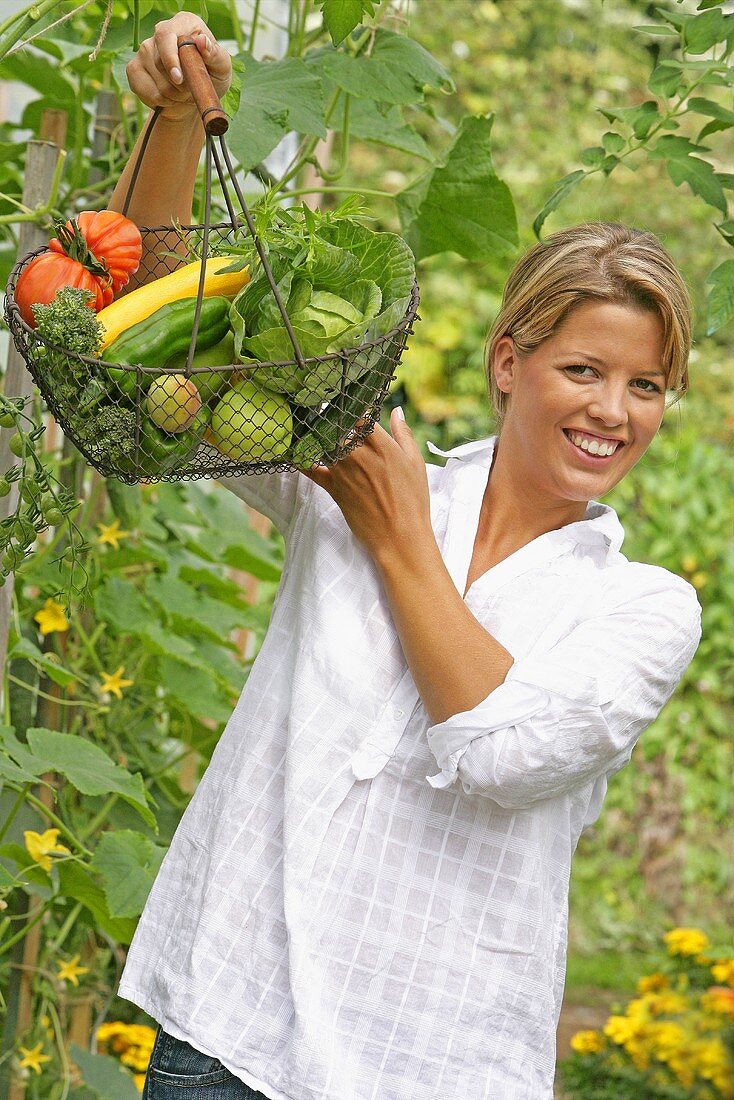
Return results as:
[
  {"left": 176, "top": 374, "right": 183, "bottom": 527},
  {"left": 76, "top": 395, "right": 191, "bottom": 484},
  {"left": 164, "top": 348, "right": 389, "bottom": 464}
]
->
[{"left": 176, "top": 35, "right": 229, "bottom": 135}]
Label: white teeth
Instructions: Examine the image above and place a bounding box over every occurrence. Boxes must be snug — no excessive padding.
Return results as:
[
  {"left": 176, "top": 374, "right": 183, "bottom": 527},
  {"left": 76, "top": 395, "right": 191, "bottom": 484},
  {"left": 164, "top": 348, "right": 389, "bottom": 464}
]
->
[{"left": 567, "top": 431, "right": 619, "bottom": 457}]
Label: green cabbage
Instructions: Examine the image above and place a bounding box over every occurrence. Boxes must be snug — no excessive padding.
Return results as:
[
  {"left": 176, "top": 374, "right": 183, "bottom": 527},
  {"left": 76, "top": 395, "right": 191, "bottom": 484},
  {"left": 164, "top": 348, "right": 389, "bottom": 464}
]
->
[{"left": 230, "top": 215, "right": 415, "bottom": 407}]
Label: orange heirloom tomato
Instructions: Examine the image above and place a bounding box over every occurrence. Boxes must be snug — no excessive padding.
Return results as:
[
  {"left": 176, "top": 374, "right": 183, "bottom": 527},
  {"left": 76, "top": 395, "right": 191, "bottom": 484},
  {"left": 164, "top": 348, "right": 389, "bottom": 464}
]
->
[
  {"left": 14, "top": 251, "right": 113, "bottom": 327},
  {"left": 49, "top": 210, "right": 142, "bottom": 293}
]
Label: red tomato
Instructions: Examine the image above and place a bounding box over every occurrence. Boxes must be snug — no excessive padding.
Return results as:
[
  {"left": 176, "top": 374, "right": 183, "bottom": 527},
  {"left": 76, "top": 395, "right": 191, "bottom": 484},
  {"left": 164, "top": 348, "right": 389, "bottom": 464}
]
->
[
  {"left": 14, "top": 252, "right": 113, "bottom": 328},
  {"left": 49, "top": 210, "right": 142, "bottom": 293}
]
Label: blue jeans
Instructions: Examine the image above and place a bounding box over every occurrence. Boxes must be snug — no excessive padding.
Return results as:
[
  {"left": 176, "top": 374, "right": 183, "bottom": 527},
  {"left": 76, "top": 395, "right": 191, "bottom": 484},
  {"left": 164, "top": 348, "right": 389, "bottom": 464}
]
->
[{"left": 142, "top": 1024, "right": 269, "bottom": 1099}]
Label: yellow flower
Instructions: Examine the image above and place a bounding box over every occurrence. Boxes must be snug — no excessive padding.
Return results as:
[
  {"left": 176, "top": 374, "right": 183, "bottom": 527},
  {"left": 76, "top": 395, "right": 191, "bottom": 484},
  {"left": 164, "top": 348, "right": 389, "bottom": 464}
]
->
[
  {"left": 690, "top": 571, "right": 708, "bottom": 589},
  {"left": 663, "top": 927, "right": 710, "bottom": 957},
  {"left": 24, "top": 828, "right": 71, "bottom": 873},
  {"left": 56, "top": 953, "right": 90, "bottom": 987},
  {"left": 637, "top": 972, "right": 670, "bottom": 994},
  {"left": 17, "top": 1042, "right": 52, "bottom": 1074},
  {"left": 681, "top": 554, "right": 698, "bottom": 573},
  {"left": 711, "top": 959, "right": 734, "bottom": 987},
  {"left": 99, "top": 666, "right": 133, "bottom": 700},
  {"left": 570, "top": 1029, "right": 605, "bottom": 1054},
  {"left": 604, "top": 1015, "right": 639, "bottom": 1045},
  {"left": 702, "top": 986, "right": 734, "bottom": 1016},
  {"left": 33, "top": 598, "right": 68, "bottom": 636},
  {"left": 97, "top": 519, "right": 130, "bottom": 550}
]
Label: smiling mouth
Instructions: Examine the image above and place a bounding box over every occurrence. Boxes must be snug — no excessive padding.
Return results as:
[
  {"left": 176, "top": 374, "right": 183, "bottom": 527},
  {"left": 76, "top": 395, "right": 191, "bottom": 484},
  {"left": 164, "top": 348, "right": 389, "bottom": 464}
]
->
[{"left": 563, "top": 426, "right": 625, "bottom": 457}]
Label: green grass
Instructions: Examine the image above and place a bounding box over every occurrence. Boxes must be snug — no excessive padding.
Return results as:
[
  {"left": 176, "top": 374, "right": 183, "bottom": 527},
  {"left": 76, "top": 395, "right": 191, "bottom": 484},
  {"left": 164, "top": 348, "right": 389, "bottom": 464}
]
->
[{"left": 564, "top": 949, "right": 665, "bottom": 999}]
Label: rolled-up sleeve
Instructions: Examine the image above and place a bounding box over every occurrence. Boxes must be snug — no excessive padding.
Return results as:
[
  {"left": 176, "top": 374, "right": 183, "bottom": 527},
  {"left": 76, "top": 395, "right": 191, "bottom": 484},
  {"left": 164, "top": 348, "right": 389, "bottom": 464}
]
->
[
  {"left": 216, "top": 469, "right": 307, "bottom": 538},
  {"left": 426, "top": 571, "right": 702, "bottom": 807}
]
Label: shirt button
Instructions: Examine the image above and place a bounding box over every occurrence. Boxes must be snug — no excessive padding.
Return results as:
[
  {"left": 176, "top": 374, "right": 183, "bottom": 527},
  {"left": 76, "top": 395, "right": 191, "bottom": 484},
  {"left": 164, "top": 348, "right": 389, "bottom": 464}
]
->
[{"left": 393, "top": 708, "right": 404, "bottom": 719}]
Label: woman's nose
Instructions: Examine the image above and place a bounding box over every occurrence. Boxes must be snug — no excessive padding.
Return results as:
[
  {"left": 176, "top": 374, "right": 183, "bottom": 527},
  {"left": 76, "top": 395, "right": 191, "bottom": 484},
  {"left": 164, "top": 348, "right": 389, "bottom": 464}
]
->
[{"left": 586, "top": 386, "right": 630, "bottom": 428}]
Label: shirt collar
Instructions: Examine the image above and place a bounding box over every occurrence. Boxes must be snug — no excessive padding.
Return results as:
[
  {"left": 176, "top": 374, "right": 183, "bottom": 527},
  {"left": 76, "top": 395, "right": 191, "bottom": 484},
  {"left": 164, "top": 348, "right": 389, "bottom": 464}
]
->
[{"left": 427, "top": 434, "right": 625, "bottom": 556}]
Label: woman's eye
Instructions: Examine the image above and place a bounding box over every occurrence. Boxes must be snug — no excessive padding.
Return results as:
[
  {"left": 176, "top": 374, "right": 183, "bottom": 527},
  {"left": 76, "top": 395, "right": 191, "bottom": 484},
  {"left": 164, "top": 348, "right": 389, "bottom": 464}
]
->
[
  {"left": 629, "top": 380, "right": 664, "bottom": 393},
  {"left": 565, "top": 364, "right": 595, "bottom": 377}
]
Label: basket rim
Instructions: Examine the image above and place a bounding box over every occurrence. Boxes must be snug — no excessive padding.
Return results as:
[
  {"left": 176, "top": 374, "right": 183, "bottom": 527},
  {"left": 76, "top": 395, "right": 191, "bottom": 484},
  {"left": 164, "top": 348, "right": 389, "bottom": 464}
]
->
[{"left": 5, "top": 244, "right": 420, "bottom": 373}]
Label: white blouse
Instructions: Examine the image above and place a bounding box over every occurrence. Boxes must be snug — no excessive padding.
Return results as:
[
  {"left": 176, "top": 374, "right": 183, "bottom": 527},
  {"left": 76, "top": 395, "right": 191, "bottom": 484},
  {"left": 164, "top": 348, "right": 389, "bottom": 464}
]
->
[{"left": 117, "top": 434, "right": 702, "bottom": 1100}]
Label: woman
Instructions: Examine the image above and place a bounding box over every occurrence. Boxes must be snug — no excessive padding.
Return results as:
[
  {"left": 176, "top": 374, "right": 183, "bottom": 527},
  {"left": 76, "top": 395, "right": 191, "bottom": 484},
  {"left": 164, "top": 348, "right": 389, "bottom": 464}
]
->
[{"left": 112, "top": 13, "right": 702, "bottom": 1100}]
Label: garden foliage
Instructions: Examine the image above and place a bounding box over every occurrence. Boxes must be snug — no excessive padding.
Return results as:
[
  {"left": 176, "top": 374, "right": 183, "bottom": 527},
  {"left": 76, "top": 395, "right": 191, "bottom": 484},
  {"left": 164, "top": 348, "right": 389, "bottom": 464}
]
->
[{"left": 0, "top": 1, "right": 731, "bottom": 1096}]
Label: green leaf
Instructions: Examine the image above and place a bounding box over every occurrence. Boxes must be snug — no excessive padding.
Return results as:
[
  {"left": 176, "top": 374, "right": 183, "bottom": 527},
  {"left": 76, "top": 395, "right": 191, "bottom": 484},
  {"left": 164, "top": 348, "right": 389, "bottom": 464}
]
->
[
  {"left": 318, "top": 0, "right": 376, "bottom": 46},
  {"left": 0, "top": 724, "right": 47, "bottom": 778},
  {"left": 158, "top": 656, "right": 236, "bottom": 721},
  {"left": 688, "top": 96, "right": 734, "bottom": 124},
  {"left": 397, "top": 115, "right": 517, "bottom": 262},
  {"left": 601, "top": 131, "right": 625, "bottom": 154},
  {"left": 683, "top": 7, "right": 733, "bottom": 54},
  {"left": 634, "top": 24, "right": 678, "bottom": 36},
  {"left": 90, "top": 830, "right": 165, "bottom": 918},
  {"left": 650, "top": 135, "right": 710, "bottom": 161},
  {"left": 227, "top": 53, "right": 327, "bottom": 172},
  {"left": 94, "top": 576, "right": 150, "bottom": 633},
  {"left": 306, "top": 28, "right": 453, "bottom": 106},
  {"left": 332, "top": 98, "right": 431, "bottom": 159},
  {"left": 57, "top": 861, "right": 136, "bottom": 940},
  {"left": 598, "top": 100, "right": 660, "bottom": 139},
  {"left": 24, "top": 729, "right": 156, "bottom": 829},
  {"left": 648, "top": 61, "right": 684, "bottom": 96},
  {"left": 718, "top": 173, "right": 734, "bottom": 191},
  {"left": 532, "top": 170, "right": 586, "bottom": 240},
  {"left": 698, "top": 118, "right": 732, "bottom": 141},
  {"left": 580, "top": 146, "right": 605, "bottom": 167},
  {"left": 715, "top": 219, "right": 734, "bottom": 246},
  {"left": 68, "top": 1046, "right": 140, "bottom": 1100},
  {"left": 666, "top": 155, "right": 727, "bottom": 214},
  {"left": 6, "top": 638, "right": 77, "bottom": 688},
  {"left": 145, "top": 573, "right": 260, "bottom": 640},
  {"left": 705, "top": 260, "right": 734, "bottom": 334},
  {"left": 0, "top": 52, "right": 76, "bottom": 104}
]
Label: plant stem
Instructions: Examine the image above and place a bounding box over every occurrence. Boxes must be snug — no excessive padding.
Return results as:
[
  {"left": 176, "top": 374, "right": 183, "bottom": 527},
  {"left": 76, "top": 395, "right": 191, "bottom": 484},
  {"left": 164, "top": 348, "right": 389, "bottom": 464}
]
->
[
  {"left": 226, "top": 0, "right": 242, "bottom": 52},
  {"left": 0, "top": 900, "right": 47, "bottom": 958},
  {"left": 0, "top": 149, "right": 66, "bottom": 227},
  {"left": 132, "top": 0, "right": 141, "bottom": 51},
  {"left": 0, "top": 784, "right": 32, "bottom": 845},
  {"left": 286, "top": 185, "right": 395, "bottom": 199},
  {"left": 45, "top": 901, "right": 83, "bottom": 954},
  {"left": 5, "top": 675, "right": 100, "bottom": 709},
  {"left": 21, "top": 789, "right": 93, "bottom": 858},
  {"left": 0, "top": 0, "right": 62, "bottom": 62}
]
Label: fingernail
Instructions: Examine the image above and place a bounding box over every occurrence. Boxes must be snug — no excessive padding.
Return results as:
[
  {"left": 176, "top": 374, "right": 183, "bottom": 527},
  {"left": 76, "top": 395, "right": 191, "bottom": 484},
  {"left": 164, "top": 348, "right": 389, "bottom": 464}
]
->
[
  {"left": 170, "top": 66, "right": 183, "bottom": 83},
  {"left": 395, "top": 405, "right": 405, "bottom": 420},
  {"left": 199, "top": 33, "right": 212, "bottom": 51}
]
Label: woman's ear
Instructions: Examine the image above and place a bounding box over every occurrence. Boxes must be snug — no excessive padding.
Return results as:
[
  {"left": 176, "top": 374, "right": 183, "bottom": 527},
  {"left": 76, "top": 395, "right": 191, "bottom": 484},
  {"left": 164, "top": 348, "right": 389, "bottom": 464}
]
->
[{"left": 492, "top": 335, "right": 518, "bottom": 395}]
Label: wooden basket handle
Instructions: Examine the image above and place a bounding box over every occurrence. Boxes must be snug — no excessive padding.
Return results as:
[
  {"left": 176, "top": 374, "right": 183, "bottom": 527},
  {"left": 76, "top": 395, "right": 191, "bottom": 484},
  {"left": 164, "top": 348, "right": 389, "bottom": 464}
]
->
[{"left": 176, "top": 34, "right": 229, "bottom": 135}]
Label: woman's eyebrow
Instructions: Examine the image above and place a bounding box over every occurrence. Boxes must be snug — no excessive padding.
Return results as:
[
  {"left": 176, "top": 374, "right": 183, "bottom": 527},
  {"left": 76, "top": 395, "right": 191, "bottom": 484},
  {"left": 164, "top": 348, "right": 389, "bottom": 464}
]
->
[{"left": 564, "top": 351, "right": 666, "bottom": 378}]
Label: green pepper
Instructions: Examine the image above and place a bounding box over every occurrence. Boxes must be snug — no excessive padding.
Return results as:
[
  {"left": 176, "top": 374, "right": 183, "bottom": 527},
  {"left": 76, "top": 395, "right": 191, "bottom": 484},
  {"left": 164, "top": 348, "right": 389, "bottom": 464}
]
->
[
  {"left": 105, "top": 296, "right": 231, "bottom": 402},
  {"left": 117, "top": 406, "right": 212, "bottom": 479}
]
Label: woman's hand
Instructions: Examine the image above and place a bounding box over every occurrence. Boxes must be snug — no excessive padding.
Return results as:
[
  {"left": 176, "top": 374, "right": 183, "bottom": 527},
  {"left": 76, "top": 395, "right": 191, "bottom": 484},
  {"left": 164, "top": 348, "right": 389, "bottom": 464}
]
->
[
  {"left": 301, "top": 408, "right": 434, "bottom": 570},
  {"left": 125, "top": 11, "right": 232, "bottom": 122}
]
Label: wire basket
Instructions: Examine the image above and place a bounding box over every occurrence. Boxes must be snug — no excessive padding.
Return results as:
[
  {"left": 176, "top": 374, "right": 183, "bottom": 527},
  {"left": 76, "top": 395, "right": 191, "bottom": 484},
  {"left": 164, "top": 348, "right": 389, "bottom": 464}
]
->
[{"left": 3, "top": 36, "right": 420, "bottom": 484}]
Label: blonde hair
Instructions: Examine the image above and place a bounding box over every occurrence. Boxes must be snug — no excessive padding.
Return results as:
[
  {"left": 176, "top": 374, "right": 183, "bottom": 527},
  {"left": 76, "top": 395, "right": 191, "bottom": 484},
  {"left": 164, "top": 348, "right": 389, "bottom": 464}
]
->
[{"left": 485, "top": 222, "right": 692, "bottom": 433}]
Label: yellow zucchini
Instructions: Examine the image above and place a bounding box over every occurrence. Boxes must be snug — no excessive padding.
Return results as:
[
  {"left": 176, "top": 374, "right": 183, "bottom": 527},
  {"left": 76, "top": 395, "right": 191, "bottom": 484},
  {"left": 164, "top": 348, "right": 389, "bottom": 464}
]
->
[{"left": 97, "top": 258, "right": 249, "bottom": 350}]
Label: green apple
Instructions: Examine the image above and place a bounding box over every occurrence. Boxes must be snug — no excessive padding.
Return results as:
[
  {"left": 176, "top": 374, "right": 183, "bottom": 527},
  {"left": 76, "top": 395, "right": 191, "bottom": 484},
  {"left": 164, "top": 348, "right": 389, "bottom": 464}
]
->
[
  {"left": 210, "top": 379, "right": 292, "bottom": 462},
  {"left": 165, "top": 332, "right": 237, "bottom": 404},
  {"left": 146, "top": 374, "right": 202, "bottom": 433}
]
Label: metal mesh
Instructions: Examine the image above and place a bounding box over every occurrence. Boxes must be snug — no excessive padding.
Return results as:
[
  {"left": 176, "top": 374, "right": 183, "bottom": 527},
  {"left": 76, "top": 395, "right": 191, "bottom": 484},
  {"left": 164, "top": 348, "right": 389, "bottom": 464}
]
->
[{"left": 4, "top": 224, "right": 420, "bottom": 484}]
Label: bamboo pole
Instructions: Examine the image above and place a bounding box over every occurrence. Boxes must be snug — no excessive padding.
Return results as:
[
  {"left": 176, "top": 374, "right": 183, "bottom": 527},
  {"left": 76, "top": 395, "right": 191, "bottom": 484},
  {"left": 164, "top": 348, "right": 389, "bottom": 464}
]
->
[
  {"left": 0, "top": 136, "right": 63, "bottom": 704},
  {"left": 0, "top": 111, "right": 67, "bottom": 1100}
]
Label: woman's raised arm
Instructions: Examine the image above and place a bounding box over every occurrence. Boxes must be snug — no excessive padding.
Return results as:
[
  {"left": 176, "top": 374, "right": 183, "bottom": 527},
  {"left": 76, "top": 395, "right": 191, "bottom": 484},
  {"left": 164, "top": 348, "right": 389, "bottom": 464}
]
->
[{"left": 107, "top": 11, "right": 232, "bottom": 291}]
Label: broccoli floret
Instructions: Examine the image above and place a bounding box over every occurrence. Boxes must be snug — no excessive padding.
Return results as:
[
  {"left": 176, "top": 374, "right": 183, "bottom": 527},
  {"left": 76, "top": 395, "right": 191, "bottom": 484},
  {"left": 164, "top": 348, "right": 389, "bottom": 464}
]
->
[
  {"left": 33, "top": 287, "right": 104, "bottom": 356},
  {"left": 75, "top": 405, "right": 136, "bottom": 465}
]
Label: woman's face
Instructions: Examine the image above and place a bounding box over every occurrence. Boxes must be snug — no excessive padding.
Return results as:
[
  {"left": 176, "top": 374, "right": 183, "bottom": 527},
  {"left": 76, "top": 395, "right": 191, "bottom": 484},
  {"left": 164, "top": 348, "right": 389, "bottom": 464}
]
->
[{"left": 493, "top": 299, "right": 668, "bottom": 505}]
